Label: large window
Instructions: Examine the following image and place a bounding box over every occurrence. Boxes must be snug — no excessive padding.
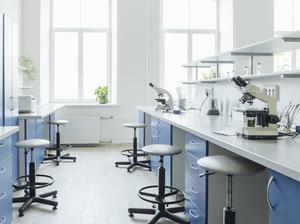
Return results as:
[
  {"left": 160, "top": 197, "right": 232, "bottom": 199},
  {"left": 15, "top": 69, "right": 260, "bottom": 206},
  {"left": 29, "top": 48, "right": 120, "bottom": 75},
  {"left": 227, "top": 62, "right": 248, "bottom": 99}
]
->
[
  {"left": 51, "top": 0, "right": 116, "bottom": 102},
  {"left": 161, "top": 0, "right": 218, "bottom": 96},
  {"left": 274, "top": 0, "right": 300, "bottom": 71}
]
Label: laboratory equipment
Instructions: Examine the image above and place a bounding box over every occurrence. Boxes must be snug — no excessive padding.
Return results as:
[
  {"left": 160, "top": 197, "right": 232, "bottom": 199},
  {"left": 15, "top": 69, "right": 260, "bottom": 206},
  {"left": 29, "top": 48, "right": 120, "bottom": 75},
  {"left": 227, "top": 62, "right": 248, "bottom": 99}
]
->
[
  {"left": 232, "top": 76, "right": 279, "bottom": 139},
  {"left": 206, "top": 87, "right": 220, "bottom": 116},
  {"left": 149, "top": 83, "right": 174, "bottom": 112}
]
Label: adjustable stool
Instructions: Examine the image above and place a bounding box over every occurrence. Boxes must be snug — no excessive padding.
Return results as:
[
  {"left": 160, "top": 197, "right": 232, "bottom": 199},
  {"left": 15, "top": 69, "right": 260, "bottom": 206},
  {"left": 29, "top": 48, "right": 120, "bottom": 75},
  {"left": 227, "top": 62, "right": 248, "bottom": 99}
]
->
[
  {"left": 43, "top": 119, "right": 76, "bottom": 166},
  {"left": 115, "top": 123, "right": 151, "bottom": 173},
  {"left": 13, "top": 139, "right": 58, "bottom": 217},
  {"left": 197, "top": 155, "right": 265, "bottom": 224},
  {"left": 128, "top": 144, "right": 189, "bottom": 224}
]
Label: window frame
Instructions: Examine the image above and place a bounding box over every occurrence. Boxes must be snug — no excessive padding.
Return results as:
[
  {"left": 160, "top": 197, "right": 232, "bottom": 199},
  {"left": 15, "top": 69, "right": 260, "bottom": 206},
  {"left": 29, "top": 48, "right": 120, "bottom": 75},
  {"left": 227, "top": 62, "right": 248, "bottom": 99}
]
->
[
  {"left": 50, "top": 0, "right": 113, "bottom": 103},
  {"left": 160, "top": 0, "right": 220, "bottom": 88}
]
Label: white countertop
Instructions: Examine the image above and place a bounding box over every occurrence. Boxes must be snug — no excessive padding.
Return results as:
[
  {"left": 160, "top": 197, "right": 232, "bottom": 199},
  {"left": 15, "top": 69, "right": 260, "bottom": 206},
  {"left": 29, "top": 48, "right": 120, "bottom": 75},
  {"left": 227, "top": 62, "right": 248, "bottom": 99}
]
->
[
  {"left": 0, "top": 126, "right": 19, "bottom": 140},
  {"left": 18, "top": 104, "right": 64, "bottom": 119},
  {"left": 138, "top": 106, "right": 300, "bottom": 182}
]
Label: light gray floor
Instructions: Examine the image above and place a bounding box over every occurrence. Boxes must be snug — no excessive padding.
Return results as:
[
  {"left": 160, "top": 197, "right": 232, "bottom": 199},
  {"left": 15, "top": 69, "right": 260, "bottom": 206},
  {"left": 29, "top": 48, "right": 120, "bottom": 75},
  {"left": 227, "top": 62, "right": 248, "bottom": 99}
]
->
[{"left": 12, "top": 144, "right": 184, "bottom": 224}]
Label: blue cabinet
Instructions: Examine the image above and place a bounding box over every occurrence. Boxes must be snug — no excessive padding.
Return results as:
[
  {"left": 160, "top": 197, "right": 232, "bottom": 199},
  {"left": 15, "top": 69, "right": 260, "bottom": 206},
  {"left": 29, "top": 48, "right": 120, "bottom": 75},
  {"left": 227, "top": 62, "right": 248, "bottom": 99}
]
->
[
  {"left": 138, "top": 111, "right": 145, "bottom": 150},
  {"left": 268, "top": 170, "right": 300, "bottom": 224},
  {"left": 150, "top": 117, "right": 172, "bottom": 187},
  {"left": 0, "top": 136, "right": 13, "bottom": 224},
  {"left": 49, "top": 114, "right": 56, "bottom": 145},
  {"left": 25, "top": 119, "right": 45, "bottom": 170},
  {"left": 185, "top": 132, "right": 208, "bottom": 224}
]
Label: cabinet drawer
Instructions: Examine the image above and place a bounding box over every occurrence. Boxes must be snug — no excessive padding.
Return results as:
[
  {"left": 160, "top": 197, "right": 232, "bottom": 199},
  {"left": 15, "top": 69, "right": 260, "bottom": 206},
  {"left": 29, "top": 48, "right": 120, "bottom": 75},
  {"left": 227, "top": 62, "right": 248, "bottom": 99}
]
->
[
  {"left": 185, "top": 133, "right": 207, "bottom": 159},
  {"left": 0, "top": 138, "right": 12, "bottom": 164},
  {"left": 185, "top": 173, "right": 206, "bottom": 214},
  {"left": 0, "top": 157, "right": 12, "bottom": 192},
  {"left": 185, "top": 152, "right": 206, "bottom": 180},
  {"left": 0, "top": 188, "right": 12, "bottom": 224},
  {"left": 185, "top": 198, "right": 206, "bottom": 224}
]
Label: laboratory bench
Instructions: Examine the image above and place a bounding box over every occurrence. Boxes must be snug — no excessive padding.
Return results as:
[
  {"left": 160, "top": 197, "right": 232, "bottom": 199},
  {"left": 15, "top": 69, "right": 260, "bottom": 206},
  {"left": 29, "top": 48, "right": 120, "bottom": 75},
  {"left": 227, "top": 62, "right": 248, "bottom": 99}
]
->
[
  {"left": 138, "top": 106, "right": 300, "bottom": 224},
  {"left": 0, "top": 126, "right": 19, "bottom": 224}
]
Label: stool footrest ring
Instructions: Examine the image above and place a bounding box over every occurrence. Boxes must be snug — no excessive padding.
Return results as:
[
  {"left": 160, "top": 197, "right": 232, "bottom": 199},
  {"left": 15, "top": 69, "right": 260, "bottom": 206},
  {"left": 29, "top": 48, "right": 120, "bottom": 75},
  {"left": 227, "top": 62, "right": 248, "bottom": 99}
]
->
[
  {"left": 138, "top": 185, "right": 185, "bottom": 205},
  {"left": 121, "top": 149, "right": 148, "bottom": 157},
  {"left": 13, "top": 174, "right": 54, "bottom": 190}
]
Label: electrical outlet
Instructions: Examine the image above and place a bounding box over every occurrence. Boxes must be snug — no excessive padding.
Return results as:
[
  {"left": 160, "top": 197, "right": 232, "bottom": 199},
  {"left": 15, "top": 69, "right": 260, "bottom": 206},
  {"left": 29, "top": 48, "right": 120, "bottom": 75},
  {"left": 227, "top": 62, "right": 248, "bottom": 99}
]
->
[{"left": 263, "top": 85, "right": 280, "bottom": 101}]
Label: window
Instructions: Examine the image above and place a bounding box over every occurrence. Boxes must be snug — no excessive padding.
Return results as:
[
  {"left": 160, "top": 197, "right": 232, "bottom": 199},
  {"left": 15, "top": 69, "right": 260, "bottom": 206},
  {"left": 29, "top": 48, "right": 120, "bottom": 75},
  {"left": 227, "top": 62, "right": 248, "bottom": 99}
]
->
[
  {"left": 161, "top": 0, "right": 218, "bottom": 97},
  {"left": 273, "top": 0, "right": 300, "bottom": 71},
  {"left": 51, "top": 0, "right": 116, "bottom": 102}
]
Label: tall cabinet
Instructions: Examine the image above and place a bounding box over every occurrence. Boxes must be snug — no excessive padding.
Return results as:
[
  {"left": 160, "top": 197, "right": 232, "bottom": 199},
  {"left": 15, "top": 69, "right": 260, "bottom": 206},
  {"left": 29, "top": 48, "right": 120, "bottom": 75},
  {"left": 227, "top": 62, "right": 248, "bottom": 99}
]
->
[{"left": 2, "top": 14, "right": 19, "bottom": 180}]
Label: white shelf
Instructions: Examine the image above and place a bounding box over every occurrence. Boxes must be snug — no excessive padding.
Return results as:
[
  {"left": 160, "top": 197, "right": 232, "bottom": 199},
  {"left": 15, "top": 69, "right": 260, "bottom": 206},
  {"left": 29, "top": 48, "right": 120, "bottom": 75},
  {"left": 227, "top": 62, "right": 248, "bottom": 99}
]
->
[
  {"left": 182, "top": 62, "right": 211, "bottom": 68},
  {"left": 199, "top": 30, "right": 300, "bottom": 63},
  {"left": 181, "top": 70, "right": 300, "bottom": 84}
]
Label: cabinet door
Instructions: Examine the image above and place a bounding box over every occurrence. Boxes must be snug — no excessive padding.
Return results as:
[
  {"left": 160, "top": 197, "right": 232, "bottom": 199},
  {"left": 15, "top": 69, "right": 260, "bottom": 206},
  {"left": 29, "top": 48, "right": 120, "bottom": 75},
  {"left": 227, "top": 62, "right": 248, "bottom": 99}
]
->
[
  {"left": 158, "top": 120, "right": 172, "bottom": 187},
  {"left": 268, "top": 170, "right": 300, "bottom": 224},
  {"left": 49, "top": 114, "right": 56, "bottom": 145},
  {"left": 35, "top": 119, "right": 45, "bottom": 167},
  {"left": 11, "top": 133, "right": 19, "bottom": 180},
  {"left": 0, "top": 15, "right": 4, "bottom": 126},
  {"left": 138, "top": 111, "right": 145, "bottom": 149},
  {"left": 150, "top": 117, "right": 160, "bottom": 173}
]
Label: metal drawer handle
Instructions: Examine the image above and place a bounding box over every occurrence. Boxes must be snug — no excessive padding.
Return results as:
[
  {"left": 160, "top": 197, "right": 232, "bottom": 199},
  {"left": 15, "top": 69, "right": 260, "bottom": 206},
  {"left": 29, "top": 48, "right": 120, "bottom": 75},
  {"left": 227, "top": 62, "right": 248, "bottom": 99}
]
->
[
  {"left": 0, "top": 143, "right": 5, "bottom": 148},
  {"left": 100, "top": 115, "right": 114, "bottom": 120},
  {"left": 0, "top": 216, "right": 6, "bottom": 224},
  {"left": 189, "top": 141, "right": 200, "bottom": 145},
  {"left": 189, "top": 163, "right": 199, "bottom": 170},
  {"left": 189, "top": 186, "right": 199, "bottom": 194},
  {"left": 189, "top": 209, "right": 200, "bottom": 218},
  {"left": 0, "top": 192, "right": 7, "bottom": 200},
  {"left": 0, "top": 168, "right": 6, "bottom": 175},
  {"left": 267, "top": 176, "right": 275, "bottom": 210}
]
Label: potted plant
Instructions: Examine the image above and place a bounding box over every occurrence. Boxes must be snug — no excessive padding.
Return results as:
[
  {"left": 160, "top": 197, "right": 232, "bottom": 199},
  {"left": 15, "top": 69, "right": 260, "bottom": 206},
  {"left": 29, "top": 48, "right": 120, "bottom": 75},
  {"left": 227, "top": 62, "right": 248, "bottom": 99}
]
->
[
  {"left": 19, "top": 57, "right": 37, "bottom": 81},
  {"left": 94, "top": 86, "right": 109, "bottom": 104}
]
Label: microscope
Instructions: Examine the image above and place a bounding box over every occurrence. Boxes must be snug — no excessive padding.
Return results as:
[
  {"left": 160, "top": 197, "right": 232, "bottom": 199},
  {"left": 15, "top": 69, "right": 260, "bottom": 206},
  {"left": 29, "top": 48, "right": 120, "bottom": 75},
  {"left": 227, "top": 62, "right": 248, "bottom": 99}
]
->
[
  {"left": 149, "top": 83, "right": 174, "bottom": 112},
  {"left": 232, "top": 76, "right": 279, "bottom": 139}
]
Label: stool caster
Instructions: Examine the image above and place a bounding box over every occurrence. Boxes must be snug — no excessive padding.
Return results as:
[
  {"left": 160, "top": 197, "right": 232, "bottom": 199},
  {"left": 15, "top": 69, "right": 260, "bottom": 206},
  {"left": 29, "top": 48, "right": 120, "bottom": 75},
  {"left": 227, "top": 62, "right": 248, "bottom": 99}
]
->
[
  {"left": 129, "top": 213, "right": 134, "bottom": 218},
  {"left": 53, "top": 206, "right": 58, "bottom": 210},
  {"left": 19, "top": 212, "right": 24, "bottom": 217}
]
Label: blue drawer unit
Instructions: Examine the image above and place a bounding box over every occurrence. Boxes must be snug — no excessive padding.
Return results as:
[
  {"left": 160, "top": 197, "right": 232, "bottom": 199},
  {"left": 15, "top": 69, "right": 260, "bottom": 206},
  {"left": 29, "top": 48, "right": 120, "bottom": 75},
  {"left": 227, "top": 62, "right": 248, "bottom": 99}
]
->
[
  {"left": 0, "top": 136, "right": 13, "bottom": 224},
  {"left": 150, "top": 117, "right": 172, "bottom": 187},
  {"left": 49, "top": 113, "right": 56, "bottom": 145},
  {"left": 268, "top": 170, "right": 300, "bottom": 224},
  {"left": 185, "top": 132, "right": 208, "bottom": 224}
]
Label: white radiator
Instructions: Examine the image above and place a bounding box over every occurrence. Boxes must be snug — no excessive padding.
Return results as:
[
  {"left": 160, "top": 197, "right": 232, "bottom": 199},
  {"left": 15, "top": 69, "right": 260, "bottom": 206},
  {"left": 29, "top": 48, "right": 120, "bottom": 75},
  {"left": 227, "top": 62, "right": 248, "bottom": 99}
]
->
[
  {"left": 59, "top": 115, "right": 135, "bottom": 144},
  {"left": 60, "top": 117, "right": 100, "bottom": 144}
]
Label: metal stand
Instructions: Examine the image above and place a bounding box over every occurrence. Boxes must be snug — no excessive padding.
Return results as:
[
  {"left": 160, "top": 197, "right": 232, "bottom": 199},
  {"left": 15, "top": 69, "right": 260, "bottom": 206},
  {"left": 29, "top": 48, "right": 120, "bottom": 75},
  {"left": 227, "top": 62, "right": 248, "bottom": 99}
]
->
[
  {"left": 43, "top": 124, "right": 76, "bottom": 166},
  {"left": 223, "top": 175, "right": 235, "bottom": 224},
  {"left": 13, "top": 148, "right": 58, "bottom": 217},
  {"left": 115, "top": 128, "right": 151, "bottom": 172},
  {"left": 128, "top": 156, "right": 189, "bottom": 224}
]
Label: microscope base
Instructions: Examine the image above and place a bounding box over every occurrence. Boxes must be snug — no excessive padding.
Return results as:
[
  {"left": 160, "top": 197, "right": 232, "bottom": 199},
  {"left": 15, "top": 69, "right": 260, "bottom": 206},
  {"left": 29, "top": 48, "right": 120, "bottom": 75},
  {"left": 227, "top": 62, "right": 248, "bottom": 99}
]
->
[{"left": 238, "top": 127, "right": 278, "bottom": 140}]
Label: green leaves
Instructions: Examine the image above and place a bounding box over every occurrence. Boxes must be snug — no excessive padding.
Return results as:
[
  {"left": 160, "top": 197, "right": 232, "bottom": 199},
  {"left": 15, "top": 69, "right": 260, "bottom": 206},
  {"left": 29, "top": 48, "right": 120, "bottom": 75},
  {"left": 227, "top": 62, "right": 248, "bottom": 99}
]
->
[
  {"left": 19, "top": 57, "right": 37, "bottom": 81},
  {"left": 94, "top": 86, "right": 109, "bottom": 104}
]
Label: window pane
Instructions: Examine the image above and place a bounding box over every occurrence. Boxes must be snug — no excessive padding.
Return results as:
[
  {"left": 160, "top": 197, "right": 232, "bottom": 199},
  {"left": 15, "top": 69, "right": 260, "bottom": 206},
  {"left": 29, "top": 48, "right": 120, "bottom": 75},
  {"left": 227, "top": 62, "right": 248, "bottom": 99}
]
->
[
  {"left": 192, "top": 34, "right": 215, "bottom": 60},
  {"left": 83, "top": 33, "right": 108, "bottom": 99},
  {"left": 274, "top": 52, "right": 292, "bottom": 71},
  {"left": 274, "top": 0, "right": 293, "bottom": 32},
  {"left": 164, "top": 33, "right": 188, "bottom": 97},
  {"left": 163, "top": 0, "right": 189, "bottom": 29},
  {"left": 82, "top": 0, "right": 109, "bottom": 28},
  {"left": 53, "top": 0, "right": 80, "bottom": 28},
  {"left": 190, "top": 0, "right": 216, "bottom": 29},
  {"left": 54, "top": 33, "right": 79, "bottom": 99}
]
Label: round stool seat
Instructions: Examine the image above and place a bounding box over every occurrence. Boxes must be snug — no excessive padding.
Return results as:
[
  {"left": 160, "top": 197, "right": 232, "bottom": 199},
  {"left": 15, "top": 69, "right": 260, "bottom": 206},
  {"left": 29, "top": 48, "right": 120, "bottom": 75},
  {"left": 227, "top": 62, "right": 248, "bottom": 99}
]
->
[
  {"left": 48, "top": 119, "right": 69, "bottom": 125},
  {"left": 124, "top": 123, "right": 147, "bottom": 129},
  {"left": 16, "top": 139, "right": 50, "bottom": 149},
  {"left": 197, "top": 155, "right": 265, "bottom": 176},
  {"left": 142, "top": 144, "right": 182, "bottom": 156}
]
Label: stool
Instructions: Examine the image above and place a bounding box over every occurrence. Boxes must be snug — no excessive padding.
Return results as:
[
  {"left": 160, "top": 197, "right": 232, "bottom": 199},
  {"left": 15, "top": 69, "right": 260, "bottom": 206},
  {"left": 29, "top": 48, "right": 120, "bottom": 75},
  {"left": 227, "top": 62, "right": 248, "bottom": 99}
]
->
[
  {"left": 115, "top": 123, "right": 151, "bottom": 172},
  {"left": 197, "top": 155, "right": 265, "bottom": 224},
  {"left": 128, "top": 144, "right": 189, "bottom": 224},
  {"left": 43, "top": 119, "right": 76, "bottom": 166},
  {"left": 13, "top": 139, "right": 58, "bottom": 217}
]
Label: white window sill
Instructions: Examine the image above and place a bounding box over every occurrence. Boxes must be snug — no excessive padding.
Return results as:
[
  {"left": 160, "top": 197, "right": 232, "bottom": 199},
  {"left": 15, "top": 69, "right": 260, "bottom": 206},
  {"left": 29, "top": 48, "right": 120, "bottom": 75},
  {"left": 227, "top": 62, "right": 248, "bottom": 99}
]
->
[{"left": 61, "top": 103, "right": 120, "bottom": 107}]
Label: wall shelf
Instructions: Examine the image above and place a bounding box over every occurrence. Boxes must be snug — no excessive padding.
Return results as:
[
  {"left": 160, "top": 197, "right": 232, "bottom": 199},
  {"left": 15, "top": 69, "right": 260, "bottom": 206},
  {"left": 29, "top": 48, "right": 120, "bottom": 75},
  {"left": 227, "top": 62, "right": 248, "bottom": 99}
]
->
[{"left": 181, "top": 70, "right": 300, "bottom": 84}]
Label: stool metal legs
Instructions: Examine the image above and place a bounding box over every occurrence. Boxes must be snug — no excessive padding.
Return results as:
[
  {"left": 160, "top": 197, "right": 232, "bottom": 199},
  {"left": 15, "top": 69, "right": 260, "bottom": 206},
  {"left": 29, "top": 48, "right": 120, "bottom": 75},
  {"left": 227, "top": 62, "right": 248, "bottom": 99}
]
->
[
  {"left": 44, "top": 127, "right": 76, "bottom": 165},
  {"left": 128, "top": 156, "right": 189, "bottom": 224},
  {"left": 13, "top": 148, "right": 58, "bottom": 217},
  {"left": 224, "top": 175, "right": 235, "bottom": 224},
  {"left": 115, "top": 128, "right": 151, "bottom": 172}
]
